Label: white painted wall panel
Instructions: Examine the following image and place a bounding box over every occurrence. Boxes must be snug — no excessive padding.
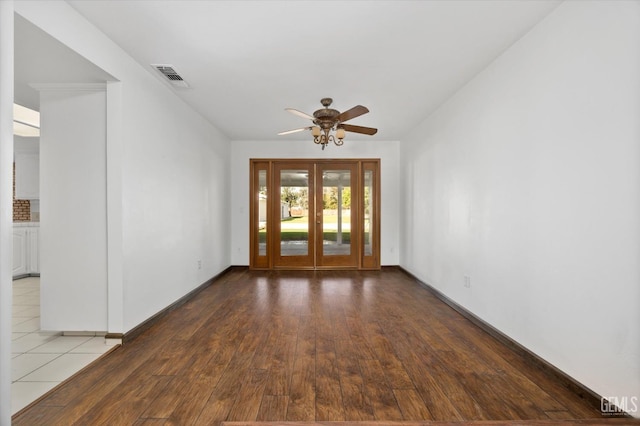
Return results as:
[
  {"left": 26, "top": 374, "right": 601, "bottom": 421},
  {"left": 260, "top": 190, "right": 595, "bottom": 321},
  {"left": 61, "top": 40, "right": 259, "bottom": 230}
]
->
[
  {"left": 0, "top": 3, "right": 13, "bottom": 422},
  {"left": 120, "top": 81, "right": 231, "bottom": 330},
  {"left": 39, "top": 87, "right": 108, "bottom": 331},
  {"left": 400, "top": 0, "right": 640, "bottom": 409}
]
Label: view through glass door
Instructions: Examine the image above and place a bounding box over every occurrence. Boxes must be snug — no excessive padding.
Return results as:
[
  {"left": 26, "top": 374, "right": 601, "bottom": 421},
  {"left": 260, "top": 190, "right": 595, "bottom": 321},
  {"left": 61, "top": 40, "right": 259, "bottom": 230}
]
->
[
  {"left": 275, "top": 162, "right": 314, "bottom": 267},
  {"left": 250, "top": 159, "right": 380, "bottom": 270},
  {"left": 315, "top": 163, "right": 358, "bottom": 267}
]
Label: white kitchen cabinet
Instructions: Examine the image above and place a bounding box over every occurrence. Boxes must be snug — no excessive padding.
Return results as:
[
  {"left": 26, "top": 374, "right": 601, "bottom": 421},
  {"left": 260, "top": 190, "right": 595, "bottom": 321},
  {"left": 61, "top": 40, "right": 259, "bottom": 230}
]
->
[
  {"left": 13, "top": 228, "right": 27, "bottom": 276},
  {"left": 15, "top": 151, "right": 39, "bottom": 199},
  {"left": 13, "top": 224, "right": 39, "bottom": 278},
  {"left": 28, "top": 227, "right": 39, "bottom": 273}
]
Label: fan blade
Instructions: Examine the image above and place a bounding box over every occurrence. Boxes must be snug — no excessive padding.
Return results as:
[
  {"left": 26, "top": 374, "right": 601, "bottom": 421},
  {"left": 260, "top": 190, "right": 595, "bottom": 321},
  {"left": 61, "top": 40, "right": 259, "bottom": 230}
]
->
[
  {"left": 285, "top": 108, "right": 314, "bottom": 120},
  {"left": 340, "top": 124, "right": 378, "bottom": 136},
  {"left": 336, "top": 105, "right": 369, "bottom": 123},
  {"left": 277, "top": 127, "right": 311, "bottom": 136}
]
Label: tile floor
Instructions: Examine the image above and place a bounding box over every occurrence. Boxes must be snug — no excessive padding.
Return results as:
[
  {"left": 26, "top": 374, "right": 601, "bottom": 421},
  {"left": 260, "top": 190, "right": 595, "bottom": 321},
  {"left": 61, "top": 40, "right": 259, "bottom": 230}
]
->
[{"left": 11, "top": 277, "right": 118, "bottom": 415}]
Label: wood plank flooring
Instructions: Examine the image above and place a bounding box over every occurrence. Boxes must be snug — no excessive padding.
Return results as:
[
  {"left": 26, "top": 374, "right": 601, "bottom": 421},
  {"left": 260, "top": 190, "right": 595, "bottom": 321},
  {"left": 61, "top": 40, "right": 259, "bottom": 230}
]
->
[{"left": 12, "top": 268, "right": 632, "bottom": 425}]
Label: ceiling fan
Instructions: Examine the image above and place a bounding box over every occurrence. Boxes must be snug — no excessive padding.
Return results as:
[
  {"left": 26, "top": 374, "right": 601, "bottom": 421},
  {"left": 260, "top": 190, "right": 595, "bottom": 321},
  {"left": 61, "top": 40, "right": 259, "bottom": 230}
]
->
[{"left": 278, "top": 98, "right": 378, "bottom": 149}]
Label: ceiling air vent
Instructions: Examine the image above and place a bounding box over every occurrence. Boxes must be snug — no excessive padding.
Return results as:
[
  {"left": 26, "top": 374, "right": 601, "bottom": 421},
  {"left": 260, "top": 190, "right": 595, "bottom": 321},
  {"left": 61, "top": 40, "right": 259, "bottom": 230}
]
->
[{"left": 151, "top": 64, "right": 190, "bottom": 89}]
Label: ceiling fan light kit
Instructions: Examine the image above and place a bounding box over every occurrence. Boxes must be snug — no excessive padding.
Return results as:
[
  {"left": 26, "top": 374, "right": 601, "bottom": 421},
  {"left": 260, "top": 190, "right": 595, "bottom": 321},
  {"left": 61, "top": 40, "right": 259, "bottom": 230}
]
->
[{"left": 279, "top": 97, "right": 377, "bottom": 150}]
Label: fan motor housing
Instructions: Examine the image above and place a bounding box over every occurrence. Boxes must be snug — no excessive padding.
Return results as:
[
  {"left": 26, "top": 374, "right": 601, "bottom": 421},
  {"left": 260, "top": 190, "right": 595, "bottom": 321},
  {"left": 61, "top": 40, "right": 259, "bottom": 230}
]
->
[
  {"left": 313, "top": 107, "right": 340, "bottom": 130},
  {"left": 313, "top": 108, "right": 339, "bottom": 119}
]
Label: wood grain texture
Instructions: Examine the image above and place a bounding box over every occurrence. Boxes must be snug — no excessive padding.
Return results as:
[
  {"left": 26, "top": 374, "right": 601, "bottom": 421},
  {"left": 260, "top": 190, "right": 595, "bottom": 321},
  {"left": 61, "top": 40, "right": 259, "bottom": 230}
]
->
[
  {"left": 13, "top": 268, "right": 631, "bottom": 426},
  {"left": 222, "top": 420, "right": 640, "bottom": 426}
]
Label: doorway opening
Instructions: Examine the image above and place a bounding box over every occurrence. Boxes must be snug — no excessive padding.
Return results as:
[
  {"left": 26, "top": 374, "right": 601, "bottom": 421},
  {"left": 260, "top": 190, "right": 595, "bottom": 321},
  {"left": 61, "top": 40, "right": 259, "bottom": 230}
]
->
[{"left": 250, "top": 159, "right": 380, "bottom": 270}]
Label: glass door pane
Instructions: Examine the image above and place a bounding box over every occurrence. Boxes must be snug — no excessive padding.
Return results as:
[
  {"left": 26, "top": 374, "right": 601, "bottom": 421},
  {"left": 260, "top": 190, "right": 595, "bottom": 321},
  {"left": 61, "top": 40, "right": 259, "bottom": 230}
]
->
[
  {"left": 258, "top": 170, "right": 268, "bottom": 256},
  {"left": 274, "top": 163, "right": 314, "bottom": 268},
  {"left": 361, "top": 161, "right": 380, "bottom": 269},
  {"left": 363, "top": 170, "right": 373, "bottom": 256},
  {"left": 317, "top": 163, "right": 358, "bottom": 268},
  {"left": 322, "top": 170, "right": 351, "bottom": 256},
  {"left": 279, "top": 169, "right": 309, "bottom": 256},
  {"left": 251, "top": 161, "right": 270, "bottom": 269}
]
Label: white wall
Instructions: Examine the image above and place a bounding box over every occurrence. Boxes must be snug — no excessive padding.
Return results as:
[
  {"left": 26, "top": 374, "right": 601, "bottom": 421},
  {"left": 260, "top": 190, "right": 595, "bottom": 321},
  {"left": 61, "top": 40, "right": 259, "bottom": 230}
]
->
[
  {"left": 230, "top": 139, "right": 400, "bottom": 265},
  {"left": 400, "top": 0, "right": 640, "bottom": 408},
  {"left": 0, "top": 2, "right": 14, "bottom": 423},
  {"left": 121, "top": 82, "right": 231, "bottom": 331},
  {"left": 15, "top": 1, "right": 231, "bottom": 333},
  {"left": 39, "top": 86, "right": 108, "bottom": 331}
]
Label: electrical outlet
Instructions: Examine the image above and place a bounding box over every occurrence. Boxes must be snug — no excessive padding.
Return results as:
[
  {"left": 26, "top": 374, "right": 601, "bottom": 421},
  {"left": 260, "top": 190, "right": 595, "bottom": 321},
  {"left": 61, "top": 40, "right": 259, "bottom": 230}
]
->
[
  {"left": 197, "top": 260, "right": 202, "bottom": 270},
  {"left": 464, "top": 275, "right": 471, "bottom": 288}
]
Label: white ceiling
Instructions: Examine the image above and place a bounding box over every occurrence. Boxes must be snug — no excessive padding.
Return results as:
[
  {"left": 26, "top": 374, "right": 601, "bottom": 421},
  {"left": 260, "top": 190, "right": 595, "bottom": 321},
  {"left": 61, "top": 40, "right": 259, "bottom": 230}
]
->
[{"left": 24, "top": 1, "right": 561, "bottom": 141}]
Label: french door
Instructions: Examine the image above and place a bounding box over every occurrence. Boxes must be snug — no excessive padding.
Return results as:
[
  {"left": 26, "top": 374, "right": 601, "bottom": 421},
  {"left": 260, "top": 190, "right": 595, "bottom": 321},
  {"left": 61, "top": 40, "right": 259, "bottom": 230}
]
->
[{"left": 250, "top": 159, "right": 380, "bottom": 270}]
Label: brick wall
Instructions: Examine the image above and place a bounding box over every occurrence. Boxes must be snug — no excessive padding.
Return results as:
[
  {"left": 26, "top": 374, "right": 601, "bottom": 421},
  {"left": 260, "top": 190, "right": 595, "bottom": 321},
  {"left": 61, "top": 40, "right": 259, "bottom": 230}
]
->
[{"left": 13, "top": 162, "right": 31, "bottom": 222}]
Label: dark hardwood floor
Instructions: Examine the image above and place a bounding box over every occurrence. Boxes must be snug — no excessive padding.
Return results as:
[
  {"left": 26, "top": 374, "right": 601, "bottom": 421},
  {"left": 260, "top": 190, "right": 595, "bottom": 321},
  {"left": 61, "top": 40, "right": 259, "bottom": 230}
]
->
[{"left": 12, "top": 268, "right": 634, "bottom": 425}]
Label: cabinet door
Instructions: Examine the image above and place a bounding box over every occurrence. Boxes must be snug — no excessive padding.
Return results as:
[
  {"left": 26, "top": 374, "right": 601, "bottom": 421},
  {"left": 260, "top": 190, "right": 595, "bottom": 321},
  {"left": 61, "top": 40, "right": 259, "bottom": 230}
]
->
[
  {"left": 15, "top": 152, "right": 40, "bottom": 199},
  {"left": 28, "top": 228, "right": 39, "bottom": 274},
  {"left": 13, "top": 229, "right": 27, "bottom": 276}
]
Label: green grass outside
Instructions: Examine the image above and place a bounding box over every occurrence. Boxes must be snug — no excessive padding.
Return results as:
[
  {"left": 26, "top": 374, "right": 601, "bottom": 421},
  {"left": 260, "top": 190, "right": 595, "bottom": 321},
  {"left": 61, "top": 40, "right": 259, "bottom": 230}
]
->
[
  {"left": 282, "top": 215, "right": 348, "bottom": 225},
  {"left": 258, "top": 231, "right": 371, "bottom": 244},
  {"left": 259, "top": 231, "right": 351, "bottom": 243},
  {"left": 259, "top": 216, "right": 371, "bottom": 243}
]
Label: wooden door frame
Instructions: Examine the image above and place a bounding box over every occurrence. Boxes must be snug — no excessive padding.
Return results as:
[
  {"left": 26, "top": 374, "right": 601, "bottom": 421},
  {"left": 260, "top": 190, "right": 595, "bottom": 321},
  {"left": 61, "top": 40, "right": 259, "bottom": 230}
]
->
[{"left": 249, "top": 158, "right": 381, "bottom": 270}]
